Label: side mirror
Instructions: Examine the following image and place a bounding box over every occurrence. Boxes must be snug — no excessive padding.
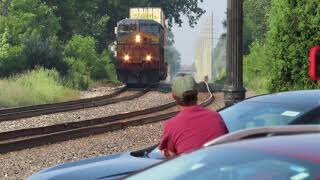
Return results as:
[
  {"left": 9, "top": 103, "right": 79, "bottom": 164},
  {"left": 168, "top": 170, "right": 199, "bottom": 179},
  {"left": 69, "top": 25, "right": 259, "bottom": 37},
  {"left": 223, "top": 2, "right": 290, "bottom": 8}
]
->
[{"left": 309, "top": 45, "right": 320, "bottom": 81}]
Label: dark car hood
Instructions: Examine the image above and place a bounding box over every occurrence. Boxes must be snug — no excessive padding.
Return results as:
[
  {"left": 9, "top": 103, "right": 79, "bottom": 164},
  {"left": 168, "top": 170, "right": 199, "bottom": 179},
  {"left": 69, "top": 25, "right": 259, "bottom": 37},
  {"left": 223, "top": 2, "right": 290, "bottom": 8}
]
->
[{"left": 28, "top": 152, "right": 162, "bottom": 180}]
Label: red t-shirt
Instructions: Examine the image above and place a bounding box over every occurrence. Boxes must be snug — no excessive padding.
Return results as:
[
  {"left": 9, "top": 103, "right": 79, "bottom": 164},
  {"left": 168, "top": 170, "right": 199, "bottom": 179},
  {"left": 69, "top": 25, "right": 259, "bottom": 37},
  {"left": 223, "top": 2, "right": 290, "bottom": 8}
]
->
[{"left": 159, "top": 105, "right": 228, "bottom": 155}]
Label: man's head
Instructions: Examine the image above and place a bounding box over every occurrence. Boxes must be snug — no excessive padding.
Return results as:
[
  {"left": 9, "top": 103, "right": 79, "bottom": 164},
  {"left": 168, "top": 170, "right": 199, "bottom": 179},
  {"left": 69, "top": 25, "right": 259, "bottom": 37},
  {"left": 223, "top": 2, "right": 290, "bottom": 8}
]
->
[{"left": 172, "top": 73, "right": 198, "bottom": 106}]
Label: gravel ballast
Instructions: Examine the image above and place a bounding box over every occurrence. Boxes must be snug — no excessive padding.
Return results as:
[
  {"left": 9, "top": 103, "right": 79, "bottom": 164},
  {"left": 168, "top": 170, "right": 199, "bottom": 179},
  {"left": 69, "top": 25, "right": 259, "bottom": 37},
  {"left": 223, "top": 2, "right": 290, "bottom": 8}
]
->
[
  {"left": 0, "top": 92, "right": 222, "bottom": 179},
  {"left": 0, "top": 122, "right": 164, "bottom": 179},
  {"left": 0, "top": 91, "right": 173, "bottom": 133}
]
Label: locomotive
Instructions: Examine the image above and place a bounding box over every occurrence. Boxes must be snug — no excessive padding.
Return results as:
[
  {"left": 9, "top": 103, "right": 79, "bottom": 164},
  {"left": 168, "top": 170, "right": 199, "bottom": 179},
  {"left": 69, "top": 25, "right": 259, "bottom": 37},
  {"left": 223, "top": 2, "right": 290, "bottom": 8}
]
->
[{"left": 115, "top": 8, "right": 167, "bottom": 85}]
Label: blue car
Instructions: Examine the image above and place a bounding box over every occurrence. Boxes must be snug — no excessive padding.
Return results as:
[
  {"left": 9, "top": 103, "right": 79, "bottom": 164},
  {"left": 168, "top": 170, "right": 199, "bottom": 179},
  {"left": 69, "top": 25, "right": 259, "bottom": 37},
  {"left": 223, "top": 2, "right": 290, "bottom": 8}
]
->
[
  {"left": 28, "top": 90, "right": 320, "bottom": 180},
  {"left": 127, "top": 126, "right": 320, "bottom": 180}
]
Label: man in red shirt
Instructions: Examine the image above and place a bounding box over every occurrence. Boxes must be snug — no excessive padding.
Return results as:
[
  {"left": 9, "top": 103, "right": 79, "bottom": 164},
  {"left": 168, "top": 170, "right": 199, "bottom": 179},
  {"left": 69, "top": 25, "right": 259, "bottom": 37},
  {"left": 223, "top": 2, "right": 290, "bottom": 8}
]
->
[{"left": 159, "top": 74, "right": 228, "bottom": 159}]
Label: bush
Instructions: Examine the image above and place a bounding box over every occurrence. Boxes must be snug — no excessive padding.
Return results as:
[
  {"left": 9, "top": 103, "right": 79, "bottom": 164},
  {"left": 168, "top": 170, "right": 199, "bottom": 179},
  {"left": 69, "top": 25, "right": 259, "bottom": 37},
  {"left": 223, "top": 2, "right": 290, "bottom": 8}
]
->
[
  {"left": 23, "top": 35, "right": 67, "bottom": 73},
  {"left": 266, "top": 0, "right": 320, "bottom": 91},
  {"left": 100, "top": 50, "right": 117, "bottom": 81},
  {"left": 64, "top": 57, "right": 91, "bottom": 90},
  {"left": 243, "top": 41, "right": 270, "bottom": 94},
  {"left": 0, "top": 68, "right": 79, "bottom": 107},
  {"left": 0, "top": 45, "right": 27, "bottom": 77},
  {"left": 63, "top": 35, "right": 117, "bottom": 89}
]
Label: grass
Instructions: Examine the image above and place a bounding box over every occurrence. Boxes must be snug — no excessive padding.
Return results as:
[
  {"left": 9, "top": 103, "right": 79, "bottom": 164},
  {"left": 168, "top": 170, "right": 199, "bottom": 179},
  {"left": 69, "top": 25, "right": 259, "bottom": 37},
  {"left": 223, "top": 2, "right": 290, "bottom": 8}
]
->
[
  {"left": 0, "top": 69, "right": 79, "bottom": 108},
  {"left": 244, "top": 76, "right": 269, "bottom": 95}
]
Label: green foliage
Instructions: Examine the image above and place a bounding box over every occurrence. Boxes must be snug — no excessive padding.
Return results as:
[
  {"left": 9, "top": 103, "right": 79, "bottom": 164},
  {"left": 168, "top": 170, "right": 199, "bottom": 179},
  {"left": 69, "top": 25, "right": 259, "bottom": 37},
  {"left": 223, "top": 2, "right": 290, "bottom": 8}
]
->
[
  {"left": 243, "top": 0, "right": 271, "bottom": 54},
  {"left": 0, "top": 0, "right": 60, "bottom": 45},
  {"left": 0, "top": 29, "right": 26, "bottom": 76},
  {"left": 165, "top": 30, "right": 181, "bottom": 79},
  {"left": 42, "top": 0, "right": 205, "bottom": 50},
  {"left": 63, "top": 35, "right": 115, "bottom": 89},
  {"left": 212, "top": 35, "right": 226, "bottom": 80},
  {"left": 0, "top": 68, "right": 78, "bottom": 107},
  {"left": 0, "top": 44, "right": 26, "bottom": 77},
  {"left": 100, "top": 50, "right": 117, "bottom": 81},
  {"left": 0, "top": 0, "right": 202, "bottom": 95},
  {"left": 23, "top": 35, "right": 67, "bottom": 73},
  {"left": 243, "top": 41, "right": 270, "bottom": 94},
  {"left": 266, "top": 0, "right": 320, "bottom": 91},
  {"left": 64, "top": 35, "right": 99, "bottom": 64},
  {"left": 42, "top": 0, "right": 110, "bottom": 51},
  {"left": 213, "top": 68, "right": 226, "bottom": 84}
]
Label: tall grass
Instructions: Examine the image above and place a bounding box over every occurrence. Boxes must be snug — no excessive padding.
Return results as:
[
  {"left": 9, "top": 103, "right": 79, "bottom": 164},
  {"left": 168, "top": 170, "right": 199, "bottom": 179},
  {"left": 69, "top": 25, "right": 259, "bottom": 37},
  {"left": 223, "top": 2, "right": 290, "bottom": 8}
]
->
[{"left": 0, "top": 69, "right": 79, "bottom": 108}]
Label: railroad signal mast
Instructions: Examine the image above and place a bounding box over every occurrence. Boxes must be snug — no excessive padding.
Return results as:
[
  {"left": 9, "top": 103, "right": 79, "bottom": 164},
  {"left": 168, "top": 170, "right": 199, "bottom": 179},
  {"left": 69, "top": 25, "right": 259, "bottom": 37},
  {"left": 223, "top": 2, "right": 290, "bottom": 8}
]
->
[{"left": 309, "top": 45, "right": 320, "bottom": 81}]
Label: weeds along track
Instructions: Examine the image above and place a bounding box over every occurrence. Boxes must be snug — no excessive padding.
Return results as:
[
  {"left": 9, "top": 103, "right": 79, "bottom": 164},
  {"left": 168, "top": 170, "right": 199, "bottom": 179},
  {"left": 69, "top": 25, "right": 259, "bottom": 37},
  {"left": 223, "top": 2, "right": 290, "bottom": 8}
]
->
[
  {"left": 0, "top": 85, "right": 152, "bottom": 122},
  {"left": 0, "top": 83, "right": 214, "bottom": 153}
]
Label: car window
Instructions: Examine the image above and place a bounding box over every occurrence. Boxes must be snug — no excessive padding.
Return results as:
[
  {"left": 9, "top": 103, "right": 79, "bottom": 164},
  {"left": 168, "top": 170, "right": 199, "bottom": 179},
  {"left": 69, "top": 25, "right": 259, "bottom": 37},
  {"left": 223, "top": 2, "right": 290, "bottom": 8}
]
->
[
  {"left": 127, "top": 147, "right": 318, "bottom": 180},
  {"left": 294, "top": 107, "right": 320, "bottom": 125},
  {"left": 219, "top": 101, "right": 309, "bottom": 132}
]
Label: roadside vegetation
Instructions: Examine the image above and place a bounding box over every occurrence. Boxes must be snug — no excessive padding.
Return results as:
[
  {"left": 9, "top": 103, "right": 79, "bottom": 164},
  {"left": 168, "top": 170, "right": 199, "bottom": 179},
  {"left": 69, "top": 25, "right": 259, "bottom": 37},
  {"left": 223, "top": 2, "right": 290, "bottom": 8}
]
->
[{"left": 0, "top": 69, "right": 78, "bottom": 107}]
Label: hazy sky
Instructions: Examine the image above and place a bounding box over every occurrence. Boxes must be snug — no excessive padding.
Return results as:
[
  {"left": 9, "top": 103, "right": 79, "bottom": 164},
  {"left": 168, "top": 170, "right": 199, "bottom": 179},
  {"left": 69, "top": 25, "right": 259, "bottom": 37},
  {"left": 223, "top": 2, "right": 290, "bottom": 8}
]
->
[{"left": 172, "top": 0, "right": 227, "bottom": 65}]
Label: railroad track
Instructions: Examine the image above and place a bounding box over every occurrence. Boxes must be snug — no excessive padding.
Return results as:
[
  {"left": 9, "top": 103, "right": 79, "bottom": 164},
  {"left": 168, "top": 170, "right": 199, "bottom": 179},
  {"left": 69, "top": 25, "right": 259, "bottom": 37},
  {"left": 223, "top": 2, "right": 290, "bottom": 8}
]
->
[
  {"left": 0, "top": 85, "right": 152, "bottom": 122},
  {"left": 0, "top": 83, "right": 214, "bottom": 153}
]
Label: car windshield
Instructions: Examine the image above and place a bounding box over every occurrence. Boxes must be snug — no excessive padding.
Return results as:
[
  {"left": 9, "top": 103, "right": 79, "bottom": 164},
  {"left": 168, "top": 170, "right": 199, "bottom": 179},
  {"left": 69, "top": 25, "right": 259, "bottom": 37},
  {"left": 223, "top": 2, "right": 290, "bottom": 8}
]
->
[
  {"left": 219, "top": 101, "right": 309, "bottom": 132},
  {"left": 127, "top": 146, "right": 318, "bottom": 180}
]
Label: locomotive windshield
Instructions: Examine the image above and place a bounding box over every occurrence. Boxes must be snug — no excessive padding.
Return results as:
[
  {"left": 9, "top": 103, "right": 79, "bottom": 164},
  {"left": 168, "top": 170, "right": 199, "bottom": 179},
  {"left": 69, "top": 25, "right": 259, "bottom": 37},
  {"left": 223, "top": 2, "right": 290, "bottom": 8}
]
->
[
  {"left": 118, "top": 23, "right": 137, "bottom": 34},
  {"left": 140, "top": 23, "right": 161, "bottom": 36}
]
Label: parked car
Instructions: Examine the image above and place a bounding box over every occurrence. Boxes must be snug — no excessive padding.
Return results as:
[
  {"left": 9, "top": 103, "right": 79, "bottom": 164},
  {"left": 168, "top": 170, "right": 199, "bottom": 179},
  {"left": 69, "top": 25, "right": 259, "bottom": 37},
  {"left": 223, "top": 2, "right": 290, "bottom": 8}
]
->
[
  {"left": 126, "top": 125, "right": 320, "bottom": 180},
  {"left": 28, "top": 90, "right": 320, "bottom": 180},
  {"left": 220, "top": 90, "right": 320, "bottom": 132}
]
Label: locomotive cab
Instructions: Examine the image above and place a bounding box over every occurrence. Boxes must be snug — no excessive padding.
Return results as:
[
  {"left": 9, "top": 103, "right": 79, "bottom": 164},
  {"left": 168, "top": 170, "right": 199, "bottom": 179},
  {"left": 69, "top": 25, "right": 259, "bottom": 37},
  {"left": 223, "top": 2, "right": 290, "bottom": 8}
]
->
[{"left": 115, "top": 19, "right": 167, "bottom": 85}]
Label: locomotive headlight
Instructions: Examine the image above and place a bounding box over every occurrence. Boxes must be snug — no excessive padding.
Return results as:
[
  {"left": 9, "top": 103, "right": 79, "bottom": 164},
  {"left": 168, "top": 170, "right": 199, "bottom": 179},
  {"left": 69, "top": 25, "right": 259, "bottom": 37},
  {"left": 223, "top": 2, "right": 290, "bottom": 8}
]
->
[
  {"left": 124, "top": 54, "right": 130, "bottom": 61},
  {"left": 146, "top": 54, "right": 152, "bottom": 61},
  {"left": 135, "top": 34, "right": 141, "bottom": 43}
]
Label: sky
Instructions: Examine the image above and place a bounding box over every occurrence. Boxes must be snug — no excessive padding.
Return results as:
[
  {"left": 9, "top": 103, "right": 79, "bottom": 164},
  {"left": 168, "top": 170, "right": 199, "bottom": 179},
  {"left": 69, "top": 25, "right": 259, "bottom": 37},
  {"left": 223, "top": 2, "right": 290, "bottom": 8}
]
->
[{"left": 172, "top": 0, "right": 227, "bottom": 65}]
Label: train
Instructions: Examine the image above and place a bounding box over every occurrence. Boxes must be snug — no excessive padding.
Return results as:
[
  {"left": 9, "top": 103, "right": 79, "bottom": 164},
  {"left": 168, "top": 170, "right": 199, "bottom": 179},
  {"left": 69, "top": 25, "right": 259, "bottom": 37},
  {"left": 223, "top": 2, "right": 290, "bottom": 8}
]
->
[{"left": 115, "top": 8, "right": 167, "bottom": 86}]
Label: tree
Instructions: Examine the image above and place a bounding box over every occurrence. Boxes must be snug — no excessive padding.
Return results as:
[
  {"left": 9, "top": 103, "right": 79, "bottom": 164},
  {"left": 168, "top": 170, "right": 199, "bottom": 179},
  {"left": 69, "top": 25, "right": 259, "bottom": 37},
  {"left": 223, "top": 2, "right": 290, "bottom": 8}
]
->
[
  {"left": 0, "top": 0, "right": 60, "bottom": 45},
  {"left": 165, "top": 29, "right": 181, "bottom": 78},
  {"left": 243, "top": 0, "right": 271, "bottom": 54},
  {"left": 1, "top": 0, "right": 11, "bottom": 16},
  {"left": 266, "top": 0, "right": 320, "bottom": 91},
  {"left": 42, "top": 0, "right": 205, "bottom": 50},
  {"left": 0, "top": 0, "right": 62, "bottom": 77}
]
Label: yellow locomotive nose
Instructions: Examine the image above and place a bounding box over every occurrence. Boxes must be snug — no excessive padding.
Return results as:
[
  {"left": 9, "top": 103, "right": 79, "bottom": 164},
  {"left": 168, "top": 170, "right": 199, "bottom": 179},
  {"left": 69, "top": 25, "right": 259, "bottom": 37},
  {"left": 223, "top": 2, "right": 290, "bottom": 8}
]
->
[{"left": 135, "top": 34, "right": 141, "bottom": 43}]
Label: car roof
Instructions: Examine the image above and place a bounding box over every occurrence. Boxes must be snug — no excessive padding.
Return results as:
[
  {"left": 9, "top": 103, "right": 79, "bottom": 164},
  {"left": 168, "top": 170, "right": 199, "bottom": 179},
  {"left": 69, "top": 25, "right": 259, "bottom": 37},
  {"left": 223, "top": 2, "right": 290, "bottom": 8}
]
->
[
  {"left": 245, "top": 90, "right": 320, "bottom": 108},
  {"left": 205, "top": 125, "right": 320, "bottom": 146},
  {"left": 208, "top": 133, "right": 320, "bottom": 164}
]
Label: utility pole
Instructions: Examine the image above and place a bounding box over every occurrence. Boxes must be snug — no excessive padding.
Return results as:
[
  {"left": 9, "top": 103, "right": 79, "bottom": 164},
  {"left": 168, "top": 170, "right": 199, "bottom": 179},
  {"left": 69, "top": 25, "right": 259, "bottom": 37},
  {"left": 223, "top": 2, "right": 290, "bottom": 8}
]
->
[{"left": 223, "top": 0, "right": 246, "bottom": 106}]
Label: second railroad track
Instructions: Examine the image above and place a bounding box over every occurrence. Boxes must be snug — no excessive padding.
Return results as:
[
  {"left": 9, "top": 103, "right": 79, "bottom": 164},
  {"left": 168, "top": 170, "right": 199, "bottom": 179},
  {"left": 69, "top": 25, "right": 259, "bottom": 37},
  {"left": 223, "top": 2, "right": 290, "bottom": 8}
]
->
[
  {"left": 0, "top": 85, "right": 153, "bottom": 122},
  {"left": 0, "top": 83, "right": 215, "bottom": 154}
]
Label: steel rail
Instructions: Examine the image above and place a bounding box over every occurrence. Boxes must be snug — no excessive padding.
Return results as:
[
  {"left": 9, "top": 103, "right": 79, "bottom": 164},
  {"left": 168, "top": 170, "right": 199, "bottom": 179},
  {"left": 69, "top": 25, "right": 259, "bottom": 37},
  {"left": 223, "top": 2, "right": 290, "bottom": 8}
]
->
[
  {"left": 0, "top": 82, "right": 215, "bottom": 153},
  {"left": 0, "top": 86, "right": 151, "bottom": 122}
]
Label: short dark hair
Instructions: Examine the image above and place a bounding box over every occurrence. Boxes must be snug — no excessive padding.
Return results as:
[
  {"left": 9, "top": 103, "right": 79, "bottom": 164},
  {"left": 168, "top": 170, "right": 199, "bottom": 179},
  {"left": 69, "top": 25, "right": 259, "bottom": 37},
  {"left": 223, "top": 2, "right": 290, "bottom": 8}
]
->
[{"left": 174, "top": 90, "right": 198, "bottom": 106}]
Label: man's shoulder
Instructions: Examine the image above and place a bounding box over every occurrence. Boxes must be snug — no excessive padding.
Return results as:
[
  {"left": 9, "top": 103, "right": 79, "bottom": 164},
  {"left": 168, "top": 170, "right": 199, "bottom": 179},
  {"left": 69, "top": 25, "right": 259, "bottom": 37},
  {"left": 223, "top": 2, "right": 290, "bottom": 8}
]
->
[
  {"left": 164, "top": 113, "right": 183, "bottom": 127},
  {"left": 198, "top": 106, "right": 220, "bottom": 115}
]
